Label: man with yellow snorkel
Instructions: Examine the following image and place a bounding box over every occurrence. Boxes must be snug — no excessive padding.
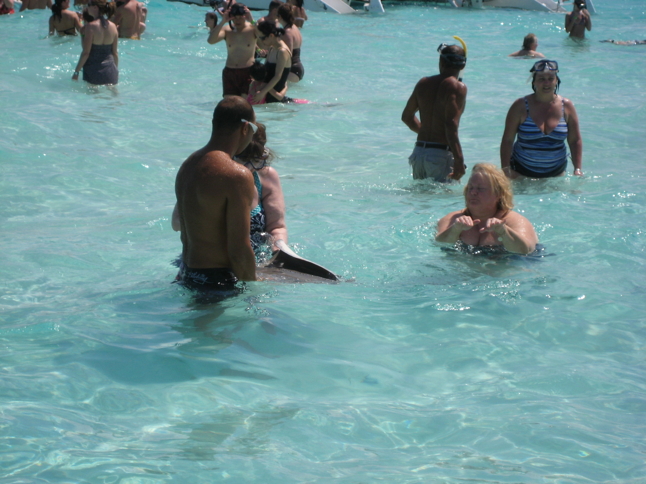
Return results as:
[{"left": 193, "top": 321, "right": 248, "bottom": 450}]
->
[{"left": 402, "top": 37, "right": 468, "bottom": 182}]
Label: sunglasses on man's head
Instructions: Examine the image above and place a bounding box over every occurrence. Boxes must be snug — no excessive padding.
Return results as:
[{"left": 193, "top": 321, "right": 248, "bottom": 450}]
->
[{"left": 241, "top": 119, "right": 258, "bottom": 134}]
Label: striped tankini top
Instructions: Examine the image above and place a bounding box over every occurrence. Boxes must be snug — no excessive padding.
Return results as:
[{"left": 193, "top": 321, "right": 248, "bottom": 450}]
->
[{"left": 510, "top": 96, "right": 568, "bottom": 178}]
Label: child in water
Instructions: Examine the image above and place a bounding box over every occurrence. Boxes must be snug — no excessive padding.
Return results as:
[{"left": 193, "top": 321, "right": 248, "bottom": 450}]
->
[{"left": 246, "top": 61, "right": 308, "bottom": 105}]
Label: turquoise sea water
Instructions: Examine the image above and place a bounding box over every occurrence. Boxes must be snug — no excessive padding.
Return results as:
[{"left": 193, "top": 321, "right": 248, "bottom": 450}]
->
[{"left": 2, "top": 1, "right": 646, "bottom": 482}]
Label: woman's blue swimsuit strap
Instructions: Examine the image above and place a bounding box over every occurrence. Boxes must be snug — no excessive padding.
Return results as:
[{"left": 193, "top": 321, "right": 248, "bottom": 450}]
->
[{"left": 250, "top": 171, "right": 267, "bottom": 257}]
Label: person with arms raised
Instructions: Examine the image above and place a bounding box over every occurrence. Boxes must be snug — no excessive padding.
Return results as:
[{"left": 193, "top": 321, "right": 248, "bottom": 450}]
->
[
  {"left": 565, "top": 0, "right": 591, "bottom": 39},
  {"left": 208, "top": 3, "right": 257, "bottom": 97}
]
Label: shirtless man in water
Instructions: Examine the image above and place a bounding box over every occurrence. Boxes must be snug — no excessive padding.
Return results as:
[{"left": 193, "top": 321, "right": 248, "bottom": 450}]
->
[
  {"left": 112, "top": 0, "right": 146, "bottom": 39},
  {"left": 402, "top": 43, "right": 468, "bottom": 182},
  {"left": 208, "top": 2, "right": 257, "bottom": 97},
  {"left": 174, "top": 96, "right": 258, "bottom": 293},
  {"left": 565, "top": 0, "right": 591, "bottom": 39}
]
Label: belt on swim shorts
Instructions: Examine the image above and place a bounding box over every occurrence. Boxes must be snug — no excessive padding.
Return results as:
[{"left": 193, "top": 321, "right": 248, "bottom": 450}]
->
[{"left": 415, "top": 141, "right": 450, "bottom": 151}]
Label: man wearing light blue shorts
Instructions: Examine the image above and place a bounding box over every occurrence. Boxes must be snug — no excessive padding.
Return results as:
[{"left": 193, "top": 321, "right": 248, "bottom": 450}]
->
[
  {"left": 408, "top": 142, "right": 456, "bottom": 182},
  {"left": 402, "top": 43, "right": 468, "bottom": 182}
]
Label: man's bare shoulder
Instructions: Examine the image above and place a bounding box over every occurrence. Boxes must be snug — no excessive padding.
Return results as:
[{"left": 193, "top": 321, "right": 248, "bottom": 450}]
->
[
  {"left": 415, "top": 74, "right": 441, "bottom": 89},
  {"left": 190, "top": 150, "right": 248, "bottom": 177},
  {"left": 416, "top": 75, "right": 466, "bottom": 95},
  {"left": 438, "top": 75, "right": 467, "bottom": 95},
  {"left": 179, "top": 150, "right": 253, "bottom": 196}
]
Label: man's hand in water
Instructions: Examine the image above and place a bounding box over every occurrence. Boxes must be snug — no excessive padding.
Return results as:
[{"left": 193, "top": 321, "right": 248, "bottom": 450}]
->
[{"left": 448, "top": 162, "right": 466, "bottom": 181}]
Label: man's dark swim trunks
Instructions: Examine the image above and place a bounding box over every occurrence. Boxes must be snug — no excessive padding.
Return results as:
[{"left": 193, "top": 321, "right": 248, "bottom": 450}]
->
[
  {"left": 175, "top": 265, "right": 242, "bottom": 301},
  {"left": 222, "top": 66, "right": 253, "bottom": 97}
]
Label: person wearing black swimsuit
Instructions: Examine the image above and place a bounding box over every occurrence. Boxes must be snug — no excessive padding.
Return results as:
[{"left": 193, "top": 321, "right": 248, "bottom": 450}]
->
[
  {"left": 253, "top": 21, "right": 292, "bottom": 104},
  {"left": 277, "top": 3, "right": 304, "bottom": 83}
]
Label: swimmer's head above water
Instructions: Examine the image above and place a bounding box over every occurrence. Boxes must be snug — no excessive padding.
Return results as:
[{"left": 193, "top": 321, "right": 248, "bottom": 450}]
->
[
  {"left": 256, "top": 20, "right": 286, "bottom": 41},
  {"left": 249, "top": 60, "right": 266, "bottom": 82},
  {"left": 437, "top": 43, "right": 466, "bottom": 70},
  {"left": 235, "top": 122, "right": 275, "bottom": 170},
  {"left": 529, "top": 59, "right": 561, "bottom": 94},
  {"left": 463, "top": 163, "right": 514, "bottom": 215},
  {"left": 522, "top": 33, "right": 538, "bottom": 50}
]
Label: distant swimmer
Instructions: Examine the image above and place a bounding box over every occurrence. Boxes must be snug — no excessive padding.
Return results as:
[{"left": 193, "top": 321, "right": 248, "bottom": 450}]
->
[
  {"left": 500, "top": 60, "right": 583, "bottom": 179},
  {"left": 207, "top": 2, "right": 257, "bottom": 97},
  {"left": 600, "top": 39, "right": 646, "bottom": 45},
  {"left": 257, "top": 0, "right": 282, "bottom": 26},
  {"left": 565, "top": 0, "right": 591, "bottom": 39},
  {"left": 205, "top": 10, "right": 217, "bottom": 30},
  {"left": 173, "top": 97, "right": 258, "bottom": 294},
  {"left": 111, "top": 0, "right": 147, "bottom": 39},
  {"left": 288, "top": 0, "right": 306, "bottom": 28},
  {"left": 436, "top": 163, "right": 538, "bottom": 255},
  {"left": 509, "top": 33, "right": 545, "bottom": 58},
  {"left": 402, "top": 40, "right": 468, "bottom": 182}
]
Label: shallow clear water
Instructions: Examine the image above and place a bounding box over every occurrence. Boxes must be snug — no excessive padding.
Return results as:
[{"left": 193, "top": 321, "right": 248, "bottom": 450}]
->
[{"left": 2, "top": 0, "right": 646, "bottom": 482}]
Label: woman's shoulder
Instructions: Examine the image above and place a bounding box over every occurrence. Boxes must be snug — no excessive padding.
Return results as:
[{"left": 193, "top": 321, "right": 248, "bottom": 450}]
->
[
  {"left": 503, "top": 209, "right": 533, "bottom": 226},
  {"left": 108, "top": 20, "right": 119, "bottom": 33},
  {"left": 559, "top": 95, "right": 574, "bottom": 108},
  {"left": 279, "top": 44, "right": 291, "bottom": 56},
  {"left": 508, "top": 96, "right": 528, "bottom": 113},
  {"left": 259, "top": 166, "right": 280, "bottom": 182}
]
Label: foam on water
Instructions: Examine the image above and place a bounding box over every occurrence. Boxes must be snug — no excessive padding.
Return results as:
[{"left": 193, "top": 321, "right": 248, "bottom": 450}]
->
[{"left": 1, "top": 0, "right": 645, "bottom": 482}]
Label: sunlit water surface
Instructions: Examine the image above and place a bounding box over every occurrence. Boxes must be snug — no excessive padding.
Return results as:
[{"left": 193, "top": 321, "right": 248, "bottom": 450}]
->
[{"left": 1, "top": 0, "right": 645, "bottom": 482}]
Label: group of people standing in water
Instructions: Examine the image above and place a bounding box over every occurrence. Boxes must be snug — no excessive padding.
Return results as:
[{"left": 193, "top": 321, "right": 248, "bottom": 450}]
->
[
  {"left": 5, "top": 0, "right": 621, "bottom": 294},
  {"left": 207, "top": 0, "right": 307, "bottom": 104},
  {"left": 7, "top": 0, "right": 147, "bottom": 86},
  {"left": 171, "top": 0, "right": 598, "bottom": 295}
]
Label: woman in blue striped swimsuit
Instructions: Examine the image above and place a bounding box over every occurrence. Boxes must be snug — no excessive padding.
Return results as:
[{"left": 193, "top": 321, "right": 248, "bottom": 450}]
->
[{"left": 500, "top": 60, "right": 584, "bottom": 179}]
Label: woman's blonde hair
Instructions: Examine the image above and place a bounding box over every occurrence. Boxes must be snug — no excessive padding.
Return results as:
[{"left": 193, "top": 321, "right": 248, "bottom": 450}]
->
[{"left": 463, "top": 163, "right": 514, "bottom": 213}]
